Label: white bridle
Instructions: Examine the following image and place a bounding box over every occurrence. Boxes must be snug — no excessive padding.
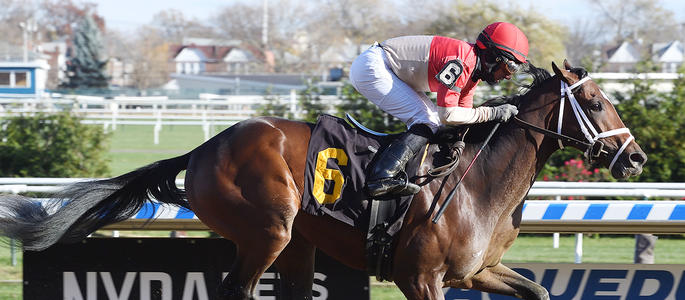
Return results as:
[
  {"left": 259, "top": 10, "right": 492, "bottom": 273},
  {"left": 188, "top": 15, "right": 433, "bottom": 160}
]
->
[{"left": 557, "top": 76, "right": 635, "bottom": 172}]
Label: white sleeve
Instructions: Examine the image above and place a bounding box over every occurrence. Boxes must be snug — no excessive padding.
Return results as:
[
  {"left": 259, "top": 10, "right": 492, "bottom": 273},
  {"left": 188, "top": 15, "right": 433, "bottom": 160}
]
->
[{"left": 438, "top": 106, "right": 493, "bottom": 125}]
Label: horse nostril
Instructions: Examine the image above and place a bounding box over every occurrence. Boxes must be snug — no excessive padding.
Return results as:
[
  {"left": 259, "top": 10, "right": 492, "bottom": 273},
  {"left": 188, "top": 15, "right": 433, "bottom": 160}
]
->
[{"left": 629, "top": 152, "right": 647, "bottom": 165}]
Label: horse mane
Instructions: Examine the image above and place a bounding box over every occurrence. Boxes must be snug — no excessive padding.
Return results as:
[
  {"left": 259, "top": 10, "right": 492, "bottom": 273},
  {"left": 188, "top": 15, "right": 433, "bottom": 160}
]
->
[{"left": 463, "top": 63, "right": 553, "bottom": 143}]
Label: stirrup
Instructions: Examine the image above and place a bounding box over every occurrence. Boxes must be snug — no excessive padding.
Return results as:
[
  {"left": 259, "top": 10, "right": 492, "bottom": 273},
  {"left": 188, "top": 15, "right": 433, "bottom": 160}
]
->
[{"left": 366, "top": 171, "right": 420, "bottom": 198}]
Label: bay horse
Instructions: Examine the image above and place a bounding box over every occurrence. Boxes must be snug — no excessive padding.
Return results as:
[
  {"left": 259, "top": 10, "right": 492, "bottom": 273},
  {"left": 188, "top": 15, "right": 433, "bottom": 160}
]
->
[{"left": 0, "top": 60, "right": 646, "bottom": 300}]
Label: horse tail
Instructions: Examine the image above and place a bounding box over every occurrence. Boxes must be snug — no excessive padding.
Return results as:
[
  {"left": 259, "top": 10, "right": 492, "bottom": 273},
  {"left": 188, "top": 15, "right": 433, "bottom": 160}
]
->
[{"left": 0, "top": 152, "right": 191, "bottom": 251}]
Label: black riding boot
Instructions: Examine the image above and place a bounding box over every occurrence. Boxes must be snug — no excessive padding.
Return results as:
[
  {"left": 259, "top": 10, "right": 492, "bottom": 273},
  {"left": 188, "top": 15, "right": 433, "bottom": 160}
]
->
[{"left": 365, "top": 125, "right": 431, "bottom": 198}]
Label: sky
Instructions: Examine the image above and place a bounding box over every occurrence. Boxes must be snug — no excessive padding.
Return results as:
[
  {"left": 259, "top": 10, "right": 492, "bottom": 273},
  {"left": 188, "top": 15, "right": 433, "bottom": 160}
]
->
[{"left": 91, "top": 0, "right": 685, "bottom": 33}]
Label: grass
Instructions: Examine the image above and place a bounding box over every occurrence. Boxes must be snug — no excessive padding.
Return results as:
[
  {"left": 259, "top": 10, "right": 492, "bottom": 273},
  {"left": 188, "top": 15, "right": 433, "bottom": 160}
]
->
[
  {"left": 5, "top": 123, "right": 684, "bottom": 299},
  {"left": 107, "top": 124, "right": 229, "bottom": 175}
]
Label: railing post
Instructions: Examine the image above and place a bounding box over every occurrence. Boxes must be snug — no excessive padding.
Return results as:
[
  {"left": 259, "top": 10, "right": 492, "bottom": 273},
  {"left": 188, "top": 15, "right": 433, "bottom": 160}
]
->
[
  {"left": 10, "top": 238, "right": 16, "bottom": 266},
  {"left": 553, "top": 195, "right": 561, "bottom": 249},
  {"left": 154, "top": 109, "right": 162, "bottom": 145},
  {"left": 575, "top": 233, "right": 583, "bottom": 263},
  {"left": 290, "top": 90, "right": 297, "bottom": 118}
]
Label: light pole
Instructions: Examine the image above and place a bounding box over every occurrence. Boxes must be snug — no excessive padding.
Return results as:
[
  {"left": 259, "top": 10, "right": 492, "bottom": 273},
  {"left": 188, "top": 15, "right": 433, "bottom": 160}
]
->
[{"left": 19, "top": 18, "right": 37, "bottom": 62}]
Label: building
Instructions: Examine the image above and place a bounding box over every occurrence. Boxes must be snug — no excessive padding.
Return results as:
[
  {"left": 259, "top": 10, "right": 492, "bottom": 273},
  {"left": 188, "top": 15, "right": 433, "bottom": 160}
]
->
[
  {"left": 170, "top": 38, "right": 264, "bottom": 76},
  {"left": 652, "top": 41, "right": 684, "bottom": 73},
  {"left": 0, "top": 60, "right": 50, "bottom": 98},
  {"left": 604, "top": 40, "right": 685, "bottom": 73}
]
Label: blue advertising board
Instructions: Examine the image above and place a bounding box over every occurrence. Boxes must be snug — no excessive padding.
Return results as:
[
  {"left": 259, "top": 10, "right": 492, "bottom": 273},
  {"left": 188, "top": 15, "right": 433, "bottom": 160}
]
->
[{"left": 445, "top": 263, "right": 685, "bottom": 300}]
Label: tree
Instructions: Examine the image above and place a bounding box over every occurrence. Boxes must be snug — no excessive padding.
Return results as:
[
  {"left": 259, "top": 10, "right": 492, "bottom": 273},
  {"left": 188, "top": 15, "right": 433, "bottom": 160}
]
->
[
  {"left": 255, "top": 87, "right": 293, "bottom": 118},
  {"left": 0, "top": 0, "right": 36, "bottom": 46},
  {"left": 129, "top": 26, "right": 171, "bottom": 90},
  {"left": 612, "top": 62, "right": 685, "bottom": 182},
  {"left": 591, "top": 0, "right": 681, "bottom": 45},
  {"left": 212, "top": 0, "right": 312, "bottom": 72},
  {"left": 39, "top": 0, "right": 104, "bottom": 40},
  {"left": 0, "top": 112, "right": 110, "bottom": 177},
  {"left": 425, "top": 0, "right": 567, "bottom": 68},
  {"left": 336, "top": 83, "right": 405, "bottom": 133},
  {"left": 298, "top": 83, "right": 328, "bottom": 123},
  {"left": 151, "top": 9, "right": 216, "bottom": 44},
  {"left": 61, "top": 15, "right": 109, "bottom": 89}
]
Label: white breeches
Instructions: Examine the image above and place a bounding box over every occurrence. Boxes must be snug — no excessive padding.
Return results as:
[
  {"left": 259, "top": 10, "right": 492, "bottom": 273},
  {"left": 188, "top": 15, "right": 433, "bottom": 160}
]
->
[{"left": 348, "top": 44, "right": 441, "bottom": 132}]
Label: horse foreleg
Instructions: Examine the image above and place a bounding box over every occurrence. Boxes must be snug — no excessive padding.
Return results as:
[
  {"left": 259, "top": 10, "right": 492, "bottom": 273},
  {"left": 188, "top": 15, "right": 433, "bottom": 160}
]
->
[
  {"left": 395, "top": 273, "right": 446, "bottom": 300},
  {"left": 464, "top": 263, "right": 549, "bottom": 300},
  {"left": 273, "top": 227, "right": 316, "bottom": 300}
]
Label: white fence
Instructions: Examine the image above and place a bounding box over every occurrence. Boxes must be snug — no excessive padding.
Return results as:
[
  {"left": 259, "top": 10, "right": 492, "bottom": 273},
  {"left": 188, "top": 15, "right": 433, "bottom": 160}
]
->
[
  {"left": 1, "top": 178, "right": 684, "bottom": 233},
  {"left": 0, "top": 94, "right": 343, "bottom": 143},
  {"left": 1, "top": 178, "right": 684, "bottom": 264}
]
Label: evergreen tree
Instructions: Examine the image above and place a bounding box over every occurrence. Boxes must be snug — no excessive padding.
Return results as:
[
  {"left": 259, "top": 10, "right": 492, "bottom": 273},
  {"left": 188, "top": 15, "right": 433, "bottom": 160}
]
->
[
  {"left": 298, "top": 83, "right": 327, "bottom": 123},
  {"left": 61, "top": 15, "right": 109, "bottom": 89},
  {"left": 255, "top": 86, "right": 292, "bottom": 118}
]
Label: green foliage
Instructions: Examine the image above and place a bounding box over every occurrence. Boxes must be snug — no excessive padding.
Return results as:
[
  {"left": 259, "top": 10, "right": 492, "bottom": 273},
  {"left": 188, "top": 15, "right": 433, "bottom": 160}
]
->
[
  {"left": 612, "top": 64, "right": 685, "bottom": 182},
  {"left": 298, "top": 83, "right": 327, "bottom": 123},
  {"left": 255, "top": 86, "right": 293, "bottom": 119},
  {"left": 425, "top": 0, "right": 567, "bottom": 68},
  {"left": 335, "top": 83, "right": 405, "bottom": 134},
  {"left": 539, "top": 60, "right": 685, "bottom": 183},
  {"left": 60, "top": 15, "right": 109, "bottom": 89},
  {"left": 0, "top": 112, "right": 110, "bottom": 177}
]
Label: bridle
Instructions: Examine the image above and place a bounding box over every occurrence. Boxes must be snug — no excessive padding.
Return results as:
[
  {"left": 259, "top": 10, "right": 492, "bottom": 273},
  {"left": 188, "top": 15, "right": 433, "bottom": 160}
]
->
[{"left": 513, "top": 76, "right": 634, "bottom": 172}]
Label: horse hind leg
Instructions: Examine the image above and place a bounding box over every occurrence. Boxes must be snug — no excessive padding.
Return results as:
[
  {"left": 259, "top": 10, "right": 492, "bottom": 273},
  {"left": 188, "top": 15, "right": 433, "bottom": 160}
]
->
[
  {"left": 272, "top": 228, "right": 316, "bottom": 300},
  {"left": 215, "top": 199, "right": 298, "bottom": 300}
]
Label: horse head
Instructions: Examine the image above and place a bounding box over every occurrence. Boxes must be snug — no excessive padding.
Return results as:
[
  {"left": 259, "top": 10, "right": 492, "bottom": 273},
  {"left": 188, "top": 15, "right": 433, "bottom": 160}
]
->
[{"left": 548, "top": 60, "right": 647, "bottom": 179}]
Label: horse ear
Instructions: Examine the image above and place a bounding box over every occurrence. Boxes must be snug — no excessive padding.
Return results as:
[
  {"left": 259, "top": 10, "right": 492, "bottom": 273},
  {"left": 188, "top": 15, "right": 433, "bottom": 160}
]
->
[
  {"left": 552, "top": 61, "right": 574, "bottom": 85},
  {"left": 563, "top": 59, "right": 572, "bottom": 70}
]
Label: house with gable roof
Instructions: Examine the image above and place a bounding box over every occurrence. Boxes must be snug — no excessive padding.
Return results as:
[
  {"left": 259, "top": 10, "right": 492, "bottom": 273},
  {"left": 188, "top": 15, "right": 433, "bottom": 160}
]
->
[
  {"left": 652, "top": 41, "right": 684, "bottom": 73},
  {"left": 603, "top": 41, "right": 642, "bottom": 72},
  {"left": 603, "top": 40, "right": 685, "bottom": 73},
  {"left": 170, "top": 37, "right": 265, "bottom": 75}
]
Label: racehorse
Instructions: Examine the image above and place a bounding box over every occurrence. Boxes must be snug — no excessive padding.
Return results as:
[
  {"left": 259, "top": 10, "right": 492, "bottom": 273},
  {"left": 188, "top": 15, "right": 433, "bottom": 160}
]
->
[{"left": 0, "top": 60, "right": 646, "bottom": 300}]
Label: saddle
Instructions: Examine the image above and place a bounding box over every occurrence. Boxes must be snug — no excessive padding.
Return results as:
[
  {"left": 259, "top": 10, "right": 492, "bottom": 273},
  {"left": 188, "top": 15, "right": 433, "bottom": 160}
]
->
[{"left": 300, "top": 114, "right": 466, "bottom": 281}]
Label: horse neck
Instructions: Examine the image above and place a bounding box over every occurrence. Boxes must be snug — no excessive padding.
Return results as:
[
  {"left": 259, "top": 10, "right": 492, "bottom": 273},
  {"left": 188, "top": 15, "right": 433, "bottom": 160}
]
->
[{"left": 464, "top": 78, "right": 561, "bottom": 213}]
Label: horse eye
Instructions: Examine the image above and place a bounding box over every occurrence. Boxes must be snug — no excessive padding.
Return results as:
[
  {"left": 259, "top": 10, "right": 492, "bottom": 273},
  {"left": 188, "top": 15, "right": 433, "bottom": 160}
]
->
[{"left": 589, "top": 101, "right": 602, "bottom": 112}]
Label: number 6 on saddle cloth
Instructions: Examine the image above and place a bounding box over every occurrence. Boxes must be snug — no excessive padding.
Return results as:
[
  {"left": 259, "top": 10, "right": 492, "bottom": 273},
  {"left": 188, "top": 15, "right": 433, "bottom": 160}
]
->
[{"left": 301, "top": 114, "right": 466, "bottom": 279}]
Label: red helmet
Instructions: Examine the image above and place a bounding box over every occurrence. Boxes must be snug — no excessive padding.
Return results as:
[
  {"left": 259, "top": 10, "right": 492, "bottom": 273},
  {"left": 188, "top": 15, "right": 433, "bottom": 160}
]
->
[{"left": 476, "top": 22, "right": 529, "bottom": 63}]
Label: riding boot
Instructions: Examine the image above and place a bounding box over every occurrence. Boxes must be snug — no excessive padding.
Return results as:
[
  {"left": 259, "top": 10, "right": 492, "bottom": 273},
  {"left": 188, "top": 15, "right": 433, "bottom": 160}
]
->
[{"left": 365, "top": 124, "right": 431, "bottom": 198}]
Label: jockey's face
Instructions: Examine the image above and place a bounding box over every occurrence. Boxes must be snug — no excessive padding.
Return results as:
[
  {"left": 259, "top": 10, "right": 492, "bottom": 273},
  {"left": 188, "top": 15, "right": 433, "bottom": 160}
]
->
[{"left": 492, "top": 62, "right": 514, "bottom": 83}]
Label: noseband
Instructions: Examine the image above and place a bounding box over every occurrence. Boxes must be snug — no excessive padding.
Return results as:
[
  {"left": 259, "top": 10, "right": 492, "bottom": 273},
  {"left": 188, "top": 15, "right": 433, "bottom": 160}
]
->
[{"left": 514, "top": 76, "right": 634, "bottom": 172}]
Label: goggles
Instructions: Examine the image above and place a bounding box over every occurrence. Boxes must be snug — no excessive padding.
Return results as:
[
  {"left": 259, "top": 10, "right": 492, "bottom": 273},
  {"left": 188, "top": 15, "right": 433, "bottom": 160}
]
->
[{"left": 498, "top": 56, "right": 525, "bottom": 74}]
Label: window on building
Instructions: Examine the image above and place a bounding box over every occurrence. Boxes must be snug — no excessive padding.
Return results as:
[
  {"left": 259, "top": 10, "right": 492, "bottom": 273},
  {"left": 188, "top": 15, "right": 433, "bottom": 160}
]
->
[
  {"left": 15, "top": 72, "right": 28, "bottom": 87},
  {"left": 0, "top": 71, "right": 30, "bottom": 88},
  {"left": 0, "top": 72, "right": 9, "bottom": 86}
]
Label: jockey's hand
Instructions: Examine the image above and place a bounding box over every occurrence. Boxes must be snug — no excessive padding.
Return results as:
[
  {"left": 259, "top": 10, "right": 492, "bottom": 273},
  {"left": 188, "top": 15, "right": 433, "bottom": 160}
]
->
[{"left": 490, "top": 104, "right": 519, "bottom": 122}]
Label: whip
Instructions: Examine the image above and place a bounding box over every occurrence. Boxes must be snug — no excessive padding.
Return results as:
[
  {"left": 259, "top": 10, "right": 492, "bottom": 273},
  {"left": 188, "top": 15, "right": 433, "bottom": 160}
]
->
[{"left": 432, "top": 122, "right": 501, "bottom": 223}]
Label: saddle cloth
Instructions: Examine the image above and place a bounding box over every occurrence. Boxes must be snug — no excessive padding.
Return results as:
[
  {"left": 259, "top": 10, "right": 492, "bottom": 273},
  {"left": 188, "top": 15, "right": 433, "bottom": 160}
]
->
[{"left": 301, "top": 114, "right": 420, "bottom": 230}]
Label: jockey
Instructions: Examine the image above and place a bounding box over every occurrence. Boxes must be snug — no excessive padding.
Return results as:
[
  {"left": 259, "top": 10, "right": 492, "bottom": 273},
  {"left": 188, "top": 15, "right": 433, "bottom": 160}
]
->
[{"left": 349, "top": 22, "right": 529, "bottom": 198}]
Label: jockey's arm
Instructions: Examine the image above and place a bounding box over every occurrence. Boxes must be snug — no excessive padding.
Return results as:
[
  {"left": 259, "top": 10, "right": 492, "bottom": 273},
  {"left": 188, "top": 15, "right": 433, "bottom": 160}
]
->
[
  {"left": 438, "top": 104, "right": 518, "bottom": 125},
  {"left": 438, "top": 106, "right": 492, "bottom": 125}
]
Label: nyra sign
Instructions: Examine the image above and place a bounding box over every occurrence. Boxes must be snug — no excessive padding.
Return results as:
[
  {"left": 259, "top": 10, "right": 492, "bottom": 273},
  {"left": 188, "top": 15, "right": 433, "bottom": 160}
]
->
[
  {"left": 445, "top": 263, "right": 685, "bottom": 300},
  {"left": 24, "top": 238, "right": 368, "bottom": 300}
]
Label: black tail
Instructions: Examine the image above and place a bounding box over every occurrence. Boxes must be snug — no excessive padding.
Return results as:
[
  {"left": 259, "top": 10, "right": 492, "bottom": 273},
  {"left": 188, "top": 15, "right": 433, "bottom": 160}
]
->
[{"left": 0, "top": 153, "right": 191, "bottom": 251}]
